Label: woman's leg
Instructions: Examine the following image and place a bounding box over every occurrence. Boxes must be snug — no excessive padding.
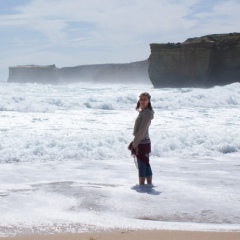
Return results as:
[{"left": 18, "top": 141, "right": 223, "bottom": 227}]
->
[
  {"left": 137, "top": 159, "right": 146, "bottom": 185},
  {"left": 146, "top": 164, "right": 153, "bottom": 184},
  {"left": 146, "top": 176, "right": 152, "bottom": 184},
  {"left": 139, "top": 177, "right": 145, "bottom": 185}
]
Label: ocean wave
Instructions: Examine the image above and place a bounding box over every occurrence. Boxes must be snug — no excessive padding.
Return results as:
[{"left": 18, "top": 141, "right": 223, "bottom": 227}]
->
[
  {"left": 0, "top": 82, "right": 240, "bottom": 163},
  {"left": 0, "top": 82, "right": 240, "bottom": 113}
]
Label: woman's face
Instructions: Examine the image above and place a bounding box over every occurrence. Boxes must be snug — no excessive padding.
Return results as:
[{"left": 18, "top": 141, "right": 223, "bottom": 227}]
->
[{"left": 139, "top": 95, "right": 149, "bottom": 109}]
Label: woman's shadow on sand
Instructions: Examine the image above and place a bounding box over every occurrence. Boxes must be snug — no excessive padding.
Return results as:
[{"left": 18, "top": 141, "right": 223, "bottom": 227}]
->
[{"left": 131, "top": 184, "right": 161, "bottom": 195}]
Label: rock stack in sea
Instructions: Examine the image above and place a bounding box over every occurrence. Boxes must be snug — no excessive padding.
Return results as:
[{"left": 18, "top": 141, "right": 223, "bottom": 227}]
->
[{"left": 148, "top": 33, "right": 240, "bottom": 87}]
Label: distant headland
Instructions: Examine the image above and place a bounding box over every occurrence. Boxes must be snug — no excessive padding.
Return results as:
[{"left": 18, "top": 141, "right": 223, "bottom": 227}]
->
[
  {"left": 7, "top": 60, "right": 150, "bottom": 85},
  {"left": 148, "top": 32, "right": 240, "bottom": 87},
  {"left": 7, "top": 33, "right": 240, "bottom": 87}
]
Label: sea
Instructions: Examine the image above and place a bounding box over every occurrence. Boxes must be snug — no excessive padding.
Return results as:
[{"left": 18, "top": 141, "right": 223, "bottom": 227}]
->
[{"left": 0, "top": 81, "right": 240, "bottom": 236}]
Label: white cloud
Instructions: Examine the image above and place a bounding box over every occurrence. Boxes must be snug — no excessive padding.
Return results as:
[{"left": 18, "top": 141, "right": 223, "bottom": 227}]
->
[
  {"left": 185, "top": 0, "right": 240, "bottom": 37},
  {"left": 2, "top": 1, "right": 240, "bottom": 34},
  {"left": 2, "top": 0, "right": 239, "bottom": 45},
  {"left": 0, "top": 0, "right": 200, "bottom": 43}
]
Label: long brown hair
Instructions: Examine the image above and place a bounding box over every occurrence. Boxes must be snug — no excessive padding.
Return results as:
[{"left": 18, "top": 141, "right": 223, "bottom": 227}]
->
[{"left": 135, "top": 92, "right": 154, "bottom": 112}]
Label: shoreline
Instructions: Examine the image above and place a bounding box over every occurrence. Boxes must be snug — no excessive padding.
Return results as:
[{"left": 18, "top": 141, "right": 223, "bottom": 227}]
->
[{"left": 1, "top": 230, "right": 240, "bottom": 240}]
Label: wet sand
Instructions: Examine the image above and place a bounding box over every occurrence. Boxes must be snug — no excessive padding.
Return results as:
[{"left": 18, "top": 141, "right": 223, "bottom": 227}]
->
[{"left": 1, "top": 230, "right": 240, "bottom": 240}]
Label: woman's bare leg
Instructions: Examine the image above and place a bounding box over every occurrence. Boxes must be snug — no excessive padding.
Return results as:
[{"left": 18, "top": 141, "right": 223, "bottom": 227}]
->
[
  {"left": 139, "top": 177, "right": 145, "bottom": 185},
  {"left": 147, "top": 176, "right": 152, "bottom": 184}
]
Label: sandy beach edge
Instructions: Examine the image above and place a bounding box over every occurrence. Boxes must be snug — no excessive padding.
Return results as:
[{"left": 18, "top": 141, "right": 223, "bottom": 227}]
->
[{"left": 1, "top": 230, "right": 240, "bottom": 240}]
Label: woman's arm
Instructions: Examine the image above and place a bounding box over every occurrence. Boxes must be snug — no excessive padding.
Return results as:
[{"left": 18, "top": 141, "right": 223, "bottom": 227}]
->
[{"left": 132, "top": 111, "right": 153, "bottom": 148}]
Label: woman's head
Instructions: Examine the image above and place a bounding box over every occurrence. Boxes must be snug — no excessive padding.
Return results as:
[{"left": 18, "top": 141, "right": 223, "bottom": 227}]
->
[{"left": 136, "top": 92, "right": 153, "bottom": 111}]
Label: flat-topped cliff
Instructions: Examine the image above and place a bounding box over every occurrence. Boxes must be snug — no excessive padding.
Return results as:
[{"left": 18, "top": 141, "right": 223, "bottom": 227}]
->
[
  {"left": 8, "top": 65, "right": 58, "bottom": 84},
  {"left": 8, "top": 60, "right": 149, "bottom": 84},
  {"left": 148, "top": 33, "right": 240, "bottom": 88}
]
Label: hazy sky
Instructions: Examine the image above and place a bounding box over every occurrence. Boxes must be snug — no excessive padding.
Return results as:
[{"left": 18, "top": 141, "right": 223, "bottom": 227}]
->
[{"left": 0, "top": 0, "right": 239, "bottom": 81}]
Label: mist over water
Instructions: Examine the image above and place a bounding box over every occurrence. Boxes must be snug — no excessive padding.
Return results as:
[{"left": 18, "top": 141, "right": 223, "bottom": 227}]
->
[{"left": 0, "top": 81, "right": 240, "bottom": 236}]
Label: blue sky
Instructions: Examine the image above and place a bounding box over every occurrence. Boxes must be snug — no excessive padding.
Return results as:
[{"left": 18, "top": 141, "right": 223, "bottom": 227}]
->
[{"left": 0, "top": 0, "right": 239, "bottom": 81}]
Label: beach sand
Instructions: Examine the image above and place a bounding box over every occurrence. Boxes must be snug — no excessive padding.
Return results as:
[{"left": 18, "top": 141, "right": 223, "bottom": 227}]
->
[{"left": 1, "top": 230, "right": 240, "bottom": 240}]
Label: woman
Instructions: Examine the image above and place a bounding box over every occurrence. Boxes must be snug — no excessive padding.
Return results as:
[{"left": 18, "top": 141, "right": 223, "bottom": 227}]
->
[{"left": 128, "top": 92, "right": 154, "bottom": 185}]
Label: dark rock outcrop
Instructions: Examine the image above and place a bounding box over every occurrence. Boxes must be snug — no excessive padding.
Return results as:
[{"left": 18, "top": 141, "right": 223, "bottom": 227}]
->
[
  {"left": 8, "top": 60, "right": 150, "bottom": 84},
  {"left": 148, "top": 33, "right": 240, "bottom": 88}
]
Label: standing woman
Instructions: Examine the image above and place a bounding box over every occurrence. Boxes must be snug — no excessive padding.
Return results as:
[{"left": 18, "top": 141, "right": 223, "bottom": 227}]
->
[{"left": 128, "top": 92, "right": 154, "bottom": 185}]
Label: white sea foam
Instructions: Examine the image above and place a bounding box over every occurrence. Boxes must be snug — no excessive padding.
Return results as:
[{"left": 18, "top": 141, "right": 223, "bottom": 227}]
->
[{"left": 0, "top": 81, "right": 240, "bottom": 236}]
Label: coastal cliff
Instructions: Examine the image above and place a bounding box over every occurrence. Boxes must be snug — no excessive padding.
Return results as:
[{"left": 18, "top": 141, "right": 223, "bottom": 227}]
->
[
  {"left": 8, "top": 65, "right": 58, "bottom": 84},
  {"left": 148, "top": 33, "right": 240, "bottom": 87},
  {"left": 8, "top": 60, "right": 149, "bottom": 84}
]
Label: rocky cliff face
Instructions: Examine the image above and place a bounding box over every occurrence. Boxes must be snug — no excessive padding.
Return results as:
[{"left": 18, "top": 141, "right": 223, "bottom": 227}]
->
[
  {"left": 8, "top": 65, "right": 58, "bottom": 84},
  {"left": 58, "top": 60, "right": 149, "bottom": 84},
  {"left": 8, "top": 60, "right": 150, "bottom": 84},
  {"left": 148, "top": 33, "right": 240, "bottom": 87}
]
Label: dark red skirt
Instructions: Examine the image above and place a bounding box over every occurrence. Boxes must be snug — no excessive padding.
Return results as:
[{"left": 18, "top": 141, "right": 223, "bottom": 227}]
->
[{"left": 128, "top": 141, "right": 151, "bottom": 166}]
